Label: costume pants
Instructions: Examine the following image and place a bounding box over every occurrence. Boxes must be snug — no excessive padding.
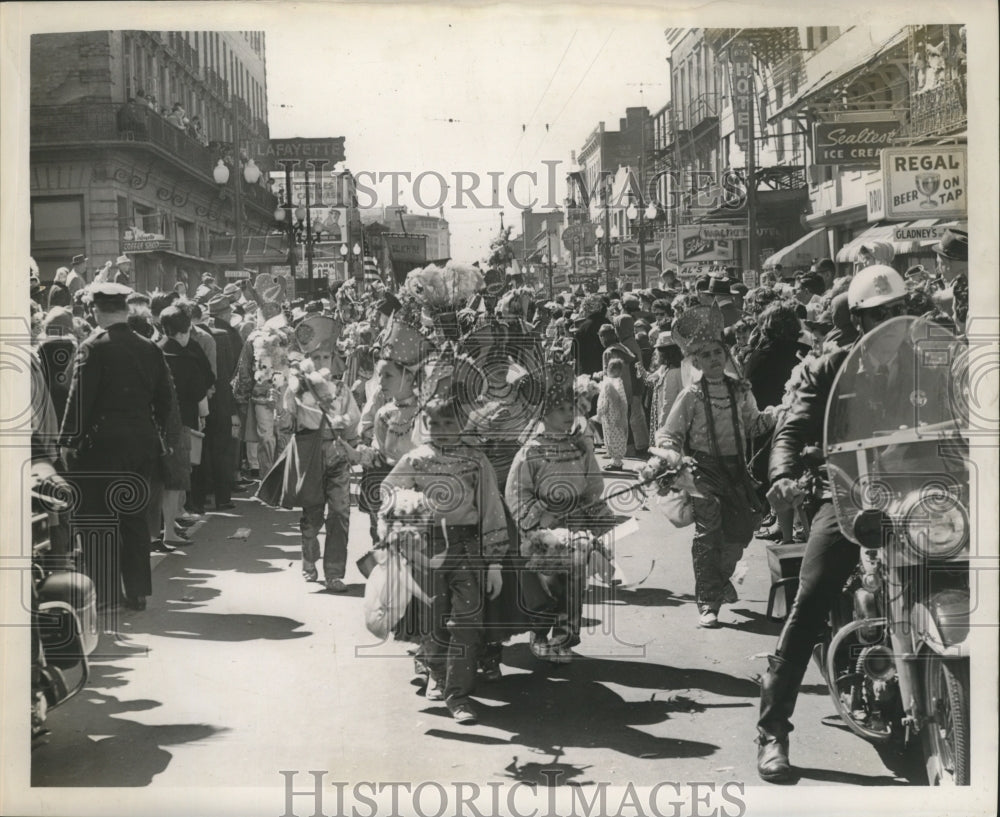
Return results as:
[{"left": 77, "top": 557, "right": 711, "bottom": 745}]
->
[
  {"left": 689, "top": 453, "right": 760, "bottom": 612},
  {"left": 531, "top": 568, "right": 586, "bottom": 647},
  {"left": 251, "top": 403, "right": 276, "bottom": 475},
  {"left": 299, "top": 461, "right": 351, "bottom": 580},
  {"left": 425, "top": 565, "right": 485, "bottom": 707}
]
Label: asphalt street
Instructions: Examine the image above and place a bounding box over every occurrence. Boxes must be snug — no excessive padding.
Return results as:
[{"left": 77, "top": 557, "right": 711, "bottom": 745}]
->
[{"left": 31, "top": 458, "right": 917, "bottom": 790}]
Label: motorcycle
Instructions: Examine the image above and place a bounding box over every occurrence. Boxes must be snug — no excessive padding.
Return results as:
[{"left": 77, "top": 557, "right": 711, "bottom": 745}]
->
[
  {"left": 31, "top": 467, "right": 98, "bottom": 740},
  {"left": 820, "top": 315, "right": 970, "bottom": 785}
]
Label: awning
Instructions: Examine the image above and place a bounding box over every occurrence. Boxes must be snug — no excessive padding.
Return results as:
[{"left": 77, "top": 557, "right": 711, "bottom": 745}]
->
[
  {"left": 762, "top": 228, "right": 827, "bottom": 270},
  {"left": 836, "top": 220, "right": 949, "bottom": 262}
]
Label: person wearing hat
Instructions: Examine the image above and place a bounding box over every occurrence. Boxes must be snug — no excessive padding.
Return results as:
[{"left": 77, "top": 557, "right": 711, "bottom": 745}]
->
[
  {"left": 58, "top": 282, "right": 178, "bottom": 612},
  {"left": 755, "top": 264, "right": 915, "bottom": 782},
  {"left": 188, "top": 293, "right": 243, "bottom": 512},
  {"left": 809, "top": 258, "right": 836, "bottom": 291},
  {"left": 380, "top": 393, "right": 508, "bottom": 722},
  {"left": 231, "top": 289, "right": 293, "bottom": 481},
  {"left": 278, "top": 313, "right": 358, "bottom": 592},
  {"left": 932, "top": 226, "right": 968, "bottom": 332},
  {"left": 505, "top": 359, "right": 614, "bottom": 663},
  {"left": 113, "top": 255, "right": 133, "bottom": 286},
  {"left": 656, "top": 306, "right": 782, "bottom": 630},
  {"left": 66, "top": 254, "right": 89, "bottom": 296}
]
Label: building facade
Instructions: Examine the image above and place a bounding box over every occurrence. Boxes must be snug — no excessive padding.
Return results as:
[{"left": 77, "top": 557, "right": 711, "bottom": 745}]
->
[{"left": 30, "top": 30, "right": 278, "bottom": 291}]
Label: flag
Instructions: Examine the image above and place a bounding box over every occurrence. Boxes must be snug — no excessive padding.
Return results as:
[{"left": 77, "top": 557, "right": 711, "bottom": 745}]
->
[{"left": 381, "top": 242, "right": 395, "bottom": 289}]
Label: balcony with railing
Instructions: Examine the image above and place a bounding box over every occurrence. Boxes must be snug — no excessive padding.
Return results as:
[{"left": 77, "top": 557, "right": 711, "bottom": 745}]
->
[{"left": 31, "top": 102, "right": 277, "bottom": 214}]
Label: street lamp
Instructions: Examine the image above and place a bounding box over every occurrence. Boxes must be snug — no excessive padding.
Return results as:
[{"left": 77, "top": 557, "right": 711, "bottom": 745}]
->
[
  {"left": 214, "top": 152, "right": 262, "bottom": 269},
  {"left": 542, "top": 252, "right": 553, "bottom": 298}
]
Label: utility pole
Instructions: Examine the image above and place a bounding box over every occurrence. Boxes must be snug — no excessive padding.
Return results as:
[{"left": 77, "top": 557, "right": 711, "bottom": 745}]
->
[{"left": 232, "top": 106, "right": 244, "bottom": 269}]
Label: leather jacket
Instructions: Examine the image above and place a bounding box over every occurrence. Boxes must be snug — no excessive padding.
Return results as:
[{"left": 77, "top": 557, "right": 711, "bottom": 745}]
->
[{"left": 768, "top": 346, "right": 850, "bottom": 485}]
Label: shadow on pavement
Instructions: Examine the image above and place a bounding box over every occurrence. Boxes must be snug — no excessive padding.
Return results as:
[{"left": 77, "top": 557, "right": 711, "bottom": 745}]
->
[
  {"left": 123, "top": 608, "right": 311, "bottom": 641},
  {"left": 32, "top": 660, "right": 228, "bottom": 787},
  {"left": 418, "top": 644, "right": 762, "bottom": 761},
  {"left": 793, "top": 766, "right": 909, "bottom": 786}
]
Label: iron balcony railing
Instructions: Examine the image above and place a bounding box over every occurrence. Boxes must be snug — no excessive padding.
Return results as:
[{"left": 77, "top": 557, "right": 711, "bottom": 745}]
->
[{"left": 31, "top": 103, "right": 277, "bottom": 213}]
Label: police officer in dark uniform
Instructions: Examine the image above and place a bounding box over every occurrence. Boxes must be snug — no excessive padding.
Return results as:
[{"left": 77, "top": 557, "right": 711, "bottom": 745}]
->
[
  {"left": 59, "top": 283, "right": 177, "bottom": 611},
  {"left": 756, "top": 265, "right": 910, "bottom": 782}
]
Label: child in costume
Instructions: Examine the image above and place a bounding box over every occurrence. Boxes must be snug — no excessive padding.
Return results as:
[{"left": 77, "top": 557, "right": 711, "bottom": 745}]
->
[
  {"left": 380, "top": 394, "right": 508, "bottom": 725},
  {"left": 656, "top": 306, "right": 782, "bottom": 628},
  {"left": 596, "top": 357, "right": 629, "bottom": 469},
  {"left": 505, "top": 360, "right": 615, "bottom": 663},
  {"left": 281, "top": 313, "right": 360, "bottom": 592}
]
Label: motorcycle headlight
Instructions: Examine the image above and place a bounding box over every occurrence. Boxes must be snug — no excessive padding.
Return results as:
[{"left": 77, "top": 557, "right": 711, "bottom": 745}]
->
[{"left": 899, "top": 488, "right": 968, "bottom": 559}]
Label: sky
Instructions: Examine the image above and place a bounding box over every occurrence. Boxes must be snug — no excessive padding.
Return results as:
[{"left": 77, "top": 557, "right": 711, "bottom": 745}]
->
[{"left": 265, "top": 7, "right": 673, "bottom": 262}]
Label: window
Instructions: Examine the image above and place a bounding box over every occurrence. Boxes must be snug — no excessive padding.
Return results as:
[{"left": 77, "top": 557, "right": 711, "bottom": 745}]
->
[
  {"left": 175, "top": 218, "right": 196, "bottom": 254},
  {"left": 31, "top": 197, "right": 84, "bottom": 243}
]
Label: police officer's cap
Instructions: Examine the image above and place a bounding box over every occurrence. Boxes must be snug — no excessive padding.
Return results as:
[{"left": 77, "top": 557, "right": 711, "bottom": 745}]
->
[{"left": 90, "top": 282, "right": 133, "bottom": 309}]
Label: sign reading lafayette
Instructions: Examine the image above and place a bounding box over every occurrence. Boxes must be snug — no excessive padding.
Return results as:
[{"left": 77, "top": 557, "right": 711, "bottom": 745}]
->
[
  {"left": 880, "top": 146, "right": 967, "bottom": 220},
  {"left": 812, "top": 121, "right": 899, "bottom": 166},
  {"left": 266, "top": 138, "right": 346, "bottom": 163}
]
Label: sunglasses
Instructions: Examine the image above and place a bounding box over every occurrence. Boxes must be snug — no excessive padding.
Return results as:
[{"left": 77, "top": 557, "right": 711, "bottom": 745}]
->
[{"left": 863, "top": 301, "right": 907, "bottom": 322}]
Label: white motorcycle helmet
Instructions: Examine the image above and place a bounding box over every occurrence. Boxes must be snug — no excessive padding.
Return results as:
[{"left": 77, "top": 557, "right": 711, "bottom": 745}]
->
[{"left": 847, "top": 265, "right": 906, "bottom": 311}]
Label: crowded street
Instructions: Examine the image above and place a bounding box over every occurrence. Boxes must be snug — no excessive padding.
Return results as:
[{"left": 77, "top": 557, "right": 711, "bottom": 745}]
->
[
  {"left": 31, "top": 465, "right": 915, "bottom": 788},
  {"left": 3, "top": 6, "right": 996, "bottom": 817}
]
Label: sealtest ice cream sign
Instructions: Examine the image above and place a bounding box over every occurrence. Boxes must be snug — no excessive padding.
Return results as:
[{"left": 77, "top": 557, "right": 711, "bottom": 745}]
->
[{"left": 881, "top": 146, "right": 967, "bottom": 220}]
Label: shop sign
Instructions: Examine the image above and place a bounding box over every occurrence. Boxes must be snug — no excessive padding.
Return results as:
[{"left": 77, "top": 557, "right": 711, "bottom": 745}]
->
[
  {"left": 881, "top": 146, "right": 967, "bottom": 220},
  {"left": 576, "top": 256, "right": 599, "bottom": 272},
  {"left": 384, "top": 233, "right": 427, "bottom": 264},
  {"left": 568, "top": 274, "right": 599, "bottom": 286},
  {"left": 677, "top": 225, "right": 736, "bottom": 262},
  {"left": 729, "top": 42, "right": 753, "bottom": 152},
  {"left": 812, "top": 120, "right": 899, "bottom": 166},
  {"left": 224, "top": 269, "right": 252, "bottom": 280},
  {"left": 266, "top": 137, "right": 346, "bottom": 164},
  {"left": 866, "top": 173, "right": 886, "bottom": 222},
  {"left": 892, "top": 224, "right": 947, "bottom": 242},
  {"left": 122, "top": 226, "right": 172, "bottom": 253}
]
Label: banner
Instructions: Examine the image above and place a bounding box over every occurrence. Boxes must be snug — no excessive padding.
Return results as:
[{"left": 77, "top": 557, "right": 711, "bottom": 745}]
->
[{"left": 880, "top": 146, "right": 967, "bottom": 220}]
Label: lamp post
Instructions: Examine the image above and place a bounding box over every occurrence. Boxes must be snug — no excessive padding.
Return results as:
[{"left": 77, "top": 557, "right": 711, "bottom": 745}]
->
[
  {"left": 627, "top": 201, "right": 659, "bottom": 289},
  {"left": 214, "top": 155, "right": 260, "bottom": 270},
  {"left": 542, "top": 251, "right": 553, "bottom": 298}
]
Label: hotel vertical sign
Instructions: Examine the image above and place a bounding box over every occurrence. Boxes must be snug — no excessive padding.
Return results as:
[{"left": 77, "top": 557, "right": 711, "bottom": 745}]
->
[{"left": 730, "top": 43, "right": 753, "bottom": 152}]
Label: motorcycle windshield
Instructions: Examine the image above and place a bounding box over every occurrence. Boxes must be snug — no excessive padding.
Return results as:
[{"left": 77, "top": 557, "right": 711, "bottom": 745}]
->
[{"left": 824, "top": 315, "right": 968, "bottom": 544}]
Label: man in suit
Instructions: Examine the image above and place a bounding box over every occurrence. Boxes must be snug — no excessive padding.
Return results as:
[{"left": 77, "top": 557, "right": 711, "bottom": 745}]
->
[
  {"left": 59, "top": 283, "right": 177, "bottom": 611},
  {"left": 66, "top": 254, "right": 88, "bottom": 296}
]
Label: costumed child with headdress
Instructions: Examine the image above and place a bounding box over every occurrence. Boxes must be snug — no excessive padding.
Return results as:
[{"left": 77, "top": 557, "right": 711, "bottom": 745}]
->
[
  {"left": 280, "top": 313, "right": 360, "bottom": 593},
  {"left": 355, "top": 316, "right": 425, "bottom": 550},
  {"left": 656, "top": 305, "right": 782, "bottom": 628},
  {"left": 379, "top": 387, "right": 509, "bottom": 725},
  {"left": 505, "top": 359, "right": 615, "bottom": 663},
  {"left": 458, "top": 320, "right": 546, "bottom": 681}
]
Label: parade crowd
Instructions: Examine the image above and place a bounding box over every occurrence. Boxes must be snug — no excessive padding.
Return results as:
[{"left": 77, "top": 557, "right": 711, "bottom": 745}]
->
[{"left": 28, "top": 225, "right": 969, "bottom": 774}]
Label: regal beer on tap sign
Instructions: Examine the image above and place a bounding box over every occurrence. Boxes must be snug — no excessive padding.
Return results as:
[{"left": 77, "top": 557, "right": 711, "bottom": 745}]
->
[{"left": 880, "top": 146, "right": 967, "bottom": 220}]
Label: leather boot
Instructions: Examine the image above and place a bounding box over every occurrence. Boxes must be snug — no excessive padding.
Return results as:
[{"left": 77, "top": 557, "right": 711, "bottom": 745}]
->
[{"left": 756, "top": 653, "right": 808, "bottom": 783}]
